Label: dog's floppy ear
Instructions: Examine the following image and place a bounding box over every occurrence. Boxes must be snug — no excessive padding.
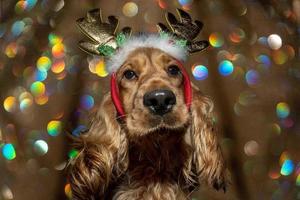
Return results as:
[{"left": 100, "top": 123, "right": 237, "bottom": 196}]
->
[
  {"left": 68, "top": 93, "right": 128, "bottom": 199},
  {"left": 189, "top": 84, "right": 227, "bottom": 191}
]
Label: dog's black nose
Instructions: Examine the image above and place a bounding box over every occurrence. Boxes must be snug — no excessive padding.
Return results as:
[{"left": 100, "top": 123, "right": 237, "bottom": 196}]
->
[{"left": 143, "top": 89, "right": 176, "bottom": 116}]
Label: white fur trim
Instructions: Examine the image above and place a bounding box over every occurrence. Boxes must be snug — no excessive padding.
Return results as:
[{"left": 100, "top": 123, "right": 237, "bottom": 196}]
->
[{"left": 106, "top": 34, "right": 188, "bottom": 73}]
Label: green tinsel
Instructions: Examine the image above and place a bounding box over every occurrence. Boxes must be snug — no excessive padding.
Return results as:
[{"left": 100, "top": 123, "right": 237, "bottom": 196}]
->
[{"left": 97, "top": 44, "right": 115, "bottom": 56}]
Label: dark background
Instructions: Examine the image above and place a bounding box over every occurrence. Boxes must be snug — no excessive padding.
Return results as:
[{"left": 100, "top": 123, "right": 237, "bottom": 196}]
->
[{"left": 0, "top": 0, "right": 300, "bottom": 199}]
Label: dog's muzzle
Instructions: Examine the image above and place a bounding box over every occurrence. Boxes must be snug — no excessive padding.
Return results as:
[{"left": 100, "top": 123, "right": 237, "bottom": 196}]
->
[{"left": 110, "top": 60, "right": 192, "bottom": 117}]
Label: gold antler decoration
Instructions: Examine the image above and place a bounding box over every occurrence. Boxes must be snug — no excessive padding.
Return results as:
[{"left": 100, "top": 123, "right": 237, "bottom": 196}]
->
[
  {"left": 157, "top": 8, "right": 209, "bottom": 53},
  {"left": 76, "top": 8, "right": 132, "bottom": 56}
]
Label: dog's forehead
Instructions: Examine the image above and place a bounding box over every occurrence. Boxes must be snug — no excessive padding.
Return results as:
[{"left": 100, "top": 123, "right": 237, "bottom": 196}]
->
[{"left": 120, "top": 47, "right": 175, "bottom": 70}]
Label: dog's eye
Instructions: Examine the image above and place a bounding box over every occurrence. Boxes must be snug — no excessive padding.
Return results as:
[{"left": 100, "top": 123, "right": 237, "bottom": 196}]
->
[
  {"left": 167, "top": 65, "right": 181, "bottom": 76},
  {"left": 123, "top": 70, "right": 137, "bottom": 80}
]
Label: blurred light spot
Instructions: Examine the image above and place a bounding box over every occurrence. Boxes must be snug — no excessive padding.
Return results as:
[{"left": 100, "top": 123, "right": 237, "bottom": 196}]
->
[
  {"left": 26, "top": 0, "right": 37, "bottom": 10},
  {"left": 122, "top": 2, "right": 138, "bottom": 17},
  {"left": 281, "top": 159, "right": 294, "bottom": 176},
  {"left": 35, "top": 94, "right": 49, "bottom": 105},
  {"left": 30, "top": 81, "right": 45, "bottom": 96},
  {"left": 65, "top": 183, "right": 72, "bottom": 199},
  {"left": 2, "top": 143, "right": 16, "bottom": 160},
  {"left": 270, "top": 123, "right": 281, "bottom": 135},
  {"left": 15, "top": 1, "right": 27, "bottom": 14},
  {"left": 276, "top": 102, "right": 290, "bottom": 119},
  {"left": 20, "top": 98, "right": 33, "bottom": 112},
  {"left": 34, "top": 140, "right": 48, "bottom": 155},
  {"left": 72, "top": 125, "right": 87, "bottom": 137},
  {"left": 272, "top": 49, "right": 288, "bottom": 65},
  {"left": 5, "top": 42, "right": 18, "bottom": 58},
  {"left": 244, "top": 140, "right": 259, "bottom": 156},
  {"left": 54, "top": 161, "right": 67, "bottom": 171},
  {"left": 245, "top": 70, "right": 260, "bottom": 86},
  {"left": 47, "top": 120, "right": 62, "bottom": 136},
  {"left": 1, "top": 185, "right": 13, "bottom": 199},
  {"left": 279, "top": 151, "right": 290, "bottom": 165},
  {"left": 268, "top": 168, "right": 281, "bottom": 179},
  {"left": 229, "top": 28, "right": 245, "bottom": 43},
  {"left": 37, "top": 56, "right": 52, "bottom": 71},
  {"left": 218, "top": 60, "right": 234, "bottom": 76},
  {"left": 80, "top": 95, "right": 94, "bottom": 110},
  {"left": 34, "top": 69, "right": 47, "bottom": 81},
  {"left": 68, "top": 149, "right": 79, "bottom": 159},
  {"left": 48, "top": 33, "right": 63, "bottom": 46},
  {"left": 209, "top": 32, "right": 224, "bottom": 48},
  {"left": 268, "top": 34, "right": 282, "bottom": 50},
  {"left": 51, "top": 60, "right": 65, "bottom": 73},
  {"left": 256, "top": 54, "right": 271, "bottom": 67},
  {"left": 178, "top": 0, "right": 193, "bottom": 6},
  {"left": 11, "top": 20, "right": 25, "bottom": 37},
  {"left": 296, "top": 174, "right": 300, "bottom": 186},
  {"left": 258, "top": 36, "right": 268, "bottom": 46},
  {"left": 95, "top": 59, "right": 108, "bottom": 77},
  {"left": 4, "top": 96, "right": 17, "bottom": 112},
  {"left": 158, "top": 0, "right": 167, "bottom": 9},
  {"left": 192, "top": 65, "right": 208, "bottom": 80},
  {"left": 52, "top": 43, "right": 65, "bottom": 58}
]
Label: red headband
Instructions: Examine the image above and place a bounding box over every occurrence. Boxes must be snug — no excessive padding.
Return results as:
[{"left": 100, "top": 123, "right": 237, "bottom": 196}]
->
[{"left": 110, "top": 61, "right": 192, "bottom": 117}]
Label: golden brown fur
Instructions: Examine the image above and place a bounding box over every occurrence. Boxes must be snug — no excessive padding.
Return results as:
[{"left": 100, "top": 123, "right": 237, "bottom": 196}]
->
[{"left": 68, "top": 48, "right": 226, "bottom": 200}]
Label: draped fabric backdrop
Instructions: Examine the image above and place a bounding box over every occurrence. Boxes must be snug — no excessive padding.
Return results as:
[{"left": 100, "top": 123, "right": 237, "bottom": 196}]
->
[{"left": 0, "top": 0, "right": 300, "bottom": 199}]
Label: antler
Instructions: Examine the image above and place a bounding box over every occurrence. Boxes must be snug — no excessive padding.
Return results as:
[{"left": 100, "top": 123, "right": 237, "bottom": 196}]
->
[
  {"left": 157, "top": 8, "right": 209, "bottom": 53},
  {"left": 76, "top": 8, "right": 132, "bottom": 56}
]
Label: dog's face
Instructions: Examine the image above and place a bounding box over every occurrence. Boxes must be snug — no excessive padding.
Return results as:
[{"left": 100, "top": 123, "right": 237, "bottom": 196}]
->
[{"left": 116, "top": 47, "right": 189, "bottom": 137}]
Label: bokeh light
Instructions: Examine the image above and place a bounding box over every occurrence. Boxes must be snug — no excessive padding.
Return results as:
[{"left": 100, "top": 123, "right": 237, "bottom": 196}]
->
[
  {"left": 272, "top": 49, "right": 288, "bottom": 65},
  {"left": 245, "top": 70, "right": 260, "bottom": 86},
  {"left": 52, "top": 43, "right": 65, "bottom": 58},
  {"left": 192, "top": 65, "right": 208, "bottom": 80},
  {"left": 68, "top": 149, "right": 79, "bottom": 159},
  {"left": 281, "top": 159, "right": 294, "bottom": 176},
  {"left": 51, "top": 60, "right": 65, "bottom": 74},
  {"left": 122, "top": 2, "right": 138, "bottom": 17},
  {"left": 65, "top": 183, "right": 72, "bottom": 199},
  {"left": 80, "top": 95, "right": 94, "bottom": 110},
  {"left": 209, "top": 32, "right": 224, "bottom": 48},
  {"left": 47, "top": 120, "right": 62, "bottom": 136},
  {"left": 37, "top": 56, "right": 52, "bottom": 72},
  {"left": 267, "top": 34, "right": 282, "bottom": 50},
  {"left": 276, "top": 102, "right": 290, "bottom": 119},
  {"left": 5, "top": 42, "right": 18, "bottom": 58},
  {"left": 2, "top": 144, "right": 16, "bottom": 160},
  {"left": 218, "top": 60, "right": 234, "bottom": 76},
  {"left": 178, "top": 0, "right": 193, "bottom": 6},
  {"left": 30, "top": 81, "right": 45, "bottom": 96},
  {"left": 34, "top": 69, "right": 48, "bottom": 81},
  {"left": 20, "top": 98, "right": 33, "bottom": 112},
  {"left": 34, "top": 140, "right": 48, "bottom": 156},
  {"left": 11, "top": 20, "right": 25, "bottom": 37},
  {"left": 3, "top": 96, "right": 17, "bottom": 112},
  {"left": 229, "top": 28, "right": 246, "bottom": 43}
]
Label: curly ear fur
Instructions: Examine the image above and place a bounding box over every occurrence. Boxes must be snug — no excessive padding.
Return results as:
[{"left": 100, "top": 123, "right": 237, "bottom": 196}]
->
[
  {"left": 190, "top": 84, "right": 227, "bottom": 191},
  {"left": 68, "top": 94, "right": 128, "bottom": 200}
]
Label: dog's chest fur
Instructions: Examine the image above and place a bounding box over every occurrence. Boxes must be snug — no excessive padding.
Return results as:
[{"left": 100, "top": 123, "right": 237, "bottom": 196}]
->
[{"left": 127, "top": 130, "right": 190, "bottom": 184}]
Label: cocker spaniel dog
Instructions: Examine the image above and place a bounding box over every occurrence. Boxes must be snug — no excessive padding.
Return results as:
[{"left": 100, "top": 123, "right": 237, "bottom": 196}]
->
[{"left": 68, "top": 8, "right": 226, "bottom": 200}]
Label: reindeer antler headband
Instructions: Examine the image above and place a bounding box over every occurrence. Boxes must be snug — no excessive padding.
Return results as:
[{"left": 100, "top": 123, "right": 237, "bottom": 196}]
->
[{"left": 77, "top": 8, "right": 209, "bottom": 116}]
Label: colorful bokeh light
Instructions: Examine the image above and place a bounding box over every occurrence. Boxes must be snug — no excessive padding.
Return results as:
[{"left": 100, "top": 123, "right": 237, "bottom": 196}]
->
[
  {"left": 30, "top": 81, "right": 45, "bottom": 96},
  {"left": 192, "top": 65, "right": 208, "bottom": 80},
  {"left": 37, "top": 56, "right": 52, "bottom": 72},
  {"left": 80, "top": 95, "right": 94, "bottom": 110},
  {"left": 276, "top": 102, "right": 290, "bottom": 119},
  {"left": 47, "top": 120, "right": 62, "bottom": 136},
  {"left": 218, "top": 60, "right": 234, "bottom": 76},
  {"left": 280, "top": 159, "right": 294, "bottom": 176},
  {"left": 4, "top": 96, "right": 17, "bottom": 112},
  {"left": 209, "top": 32, "right": 224, "bottom": 48},
  {"left": 2, "top": 144, "right": 16, "bottom": 160},
  {"left": 33, "top": 140, "right": 48, "bottom": 156},
  {"left": 245, "top": 70, "right": 260, "bottom": 86}
]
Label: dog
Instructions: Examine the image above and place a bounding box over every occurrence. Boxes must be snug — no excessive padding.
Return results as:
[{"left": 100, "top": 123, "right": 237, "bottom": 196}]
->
[{"left": 68, "top": 46, "right": 227, "bottom": 199}]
